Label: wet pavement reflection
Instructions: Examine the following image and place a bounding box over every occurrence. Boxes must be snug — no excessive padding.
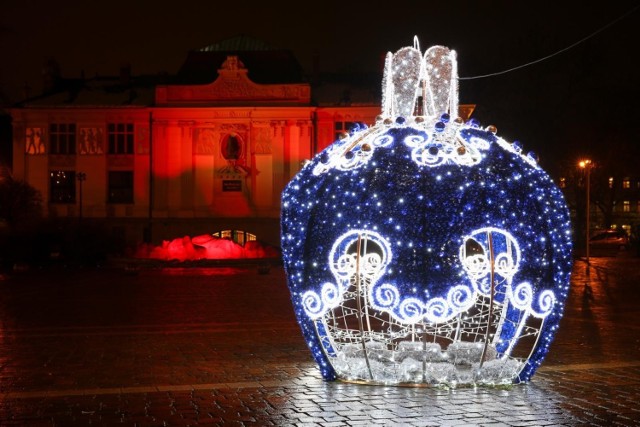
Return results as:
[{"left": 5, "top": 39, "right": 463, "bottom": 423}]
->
[{"left": 0, "top": 254, "right": 639, "bottom": 426}]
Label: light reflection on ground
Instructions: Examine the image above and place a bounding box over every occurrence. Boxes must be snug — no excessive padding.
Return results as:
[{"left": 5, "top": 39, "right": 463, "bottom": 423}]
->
[
  {"left": 157, "top": 267, "right": 253, "bottom": 276},
  {"left": 0, "top": 255, "right": 638, "bottom": 425}
]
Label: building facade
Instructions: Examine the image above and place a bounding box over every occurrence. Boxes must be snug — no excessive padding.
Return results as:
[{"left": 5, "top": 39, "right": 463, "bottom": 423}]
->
[
  {"left": 560, "top": 171, "right": 640, "bottom": 244},
  {"left": 9, "top": 45, "right": 390, "bottom": 247}
]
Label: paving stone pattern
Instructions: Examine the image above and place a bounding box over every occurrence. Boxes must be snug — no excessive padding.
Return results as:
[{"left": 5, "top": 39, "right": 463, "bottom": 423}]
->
[{"left": 0, "top": 256, "right": 639, "bottom": 426}]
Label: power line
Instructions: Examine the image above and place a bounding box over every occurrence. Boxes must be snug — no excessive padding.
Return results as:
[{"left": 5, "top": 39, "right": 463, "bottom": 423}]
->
[{"left": 459, "top": 4, "right": 640, "bottom": 80}]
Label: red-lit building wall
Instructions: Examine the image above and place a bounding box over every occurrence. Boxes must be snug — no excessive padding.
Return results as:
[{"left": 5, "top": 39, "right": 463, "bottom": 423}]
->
[{"left": 8, "top": 54, "right": 469, "bottom": 246}]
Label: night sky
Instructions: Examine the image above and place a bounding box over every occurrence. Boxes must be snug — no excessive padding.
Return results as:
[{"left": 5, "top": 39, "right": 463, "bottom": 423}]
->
[{"left": 1, "top": 1, "right": 639, "bottom": 168}]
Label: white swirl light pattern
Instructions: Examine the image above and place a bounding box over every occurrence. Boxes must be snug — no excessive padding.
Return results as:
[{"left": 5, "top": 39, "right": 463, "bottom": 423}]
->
[
  {"left": 302, "top": 226, "right": 558, "bottom": 383},
  {"left": 510, "top": 282, "right": 556, "bottom": 317},
  {"left": 312, "top": 130, "right": 392, "bottom": 176},
  {"left": 459, "top": 227, "right": 521, "bottom": 294},
  {"left": 369, "top": 284, "right": 476, "bottom": 324},
  {"left": 404, "top": 132, "right": 485, "bottom": 168},
  {"left": 303, "top": 227, "right": 556, "bottom": 324},
  {"left": 313, "top": 125, "right": 490, "bottom": 176},
  {"left": 302, "top": 230, "right": 392, "bottom": 319}
]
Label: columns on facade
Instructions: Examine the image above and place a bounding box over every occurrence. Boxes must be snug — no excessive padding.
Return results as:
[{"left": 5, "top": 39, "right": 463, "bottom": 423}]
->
[
  {"left": 165, "top": 120, "right": 181, "bottom": 213},
  {"left": 270, "top": 121, "right": 286, "bottom": 210},
  {"left": 179, "top": 121, "right": 194, "bottom": 213},
  {"left": 153, "top": 120, "right": 194, "bottom": 217},
  {"left": 284, "top": 119, "right": 314, "bottom": 180},
  {"left": 159, "top": 120, "right": 195, "bottom": 216},
  {"left": 11, "top": 121, "right": 26, "bottom": 179},
  {"left": 284, "top": 120, "right": 300, "bottom": 181}
]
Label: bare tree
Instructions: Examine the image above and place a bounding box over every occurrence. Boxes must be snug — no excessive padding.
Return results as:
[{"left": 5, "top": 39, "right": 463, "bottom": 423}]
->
[{"left": 0, "top": 175, "right": 43, "bottom": 229}]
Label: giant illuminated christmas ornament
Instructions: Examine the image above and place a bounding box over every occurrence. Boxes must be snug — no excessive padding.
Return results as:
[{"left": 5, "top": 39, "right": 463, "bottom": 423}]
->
[{"left": 281, "top": 38, "right": 572, "bottom": 386}]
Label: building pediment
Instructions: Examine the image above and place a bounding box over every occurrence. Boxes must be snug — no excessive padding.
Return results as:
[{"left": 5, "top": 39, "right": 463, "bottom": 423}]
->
[{"left": 156, "top": 55, "right": 310, "bottom": 106}]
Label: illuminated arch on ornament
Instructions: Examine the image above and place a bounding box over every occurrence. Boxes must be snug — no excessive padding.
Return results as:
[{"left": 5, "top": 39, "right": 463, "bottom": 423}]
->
[
  {"left": 459, "top": 227, "right": 521, "bottom": 294},
  {"left": 302, "top": 229, "right": 392, "bottom": 319}
]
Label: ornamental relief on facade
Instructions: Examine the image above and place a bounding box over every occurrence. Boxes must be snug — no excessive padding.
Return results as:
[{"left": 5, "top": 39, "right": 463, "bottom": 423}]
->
[
  {"left": 216, "top": 160, "right": 248, "bottom": 179},
  {"left": 193, "top": 124, "right": 248, "bottom": 156},
  {"left": 194, "top": 128, "right": 217, "bottom": 155},
  {"left": 297, "top": 121, "right": 312, "bottom": 139},
  {"left": 217, "top": 168, "right": 246, "bottom": 180},
  {"left": 271, "top": 121, "right": 286, "bottom": 138},
  {"left": 211, "top": 79, "right": 304, "bottom": 100},
  {"left": 78, "top": 127, "right": 104, "bottom": 155},
  {"left": 166, "top": 81, "right": 296, "bottom": 101},
  {"left": 253, "top": 125, "right": 272, "bottom": 155},
  {"left": 217, "top": 129, "right": 250, "bottom": 178},
  {"left": 218, "top": 123, "right": 247, "bottom": 132},
  {"left": 162, "top": 54, "right": 309, "bottom": 103}
]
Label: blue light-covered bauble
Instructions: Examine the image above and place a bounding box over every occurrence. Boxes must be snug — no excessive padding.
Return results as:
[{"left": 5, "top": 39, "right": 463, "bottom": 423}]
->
[{"left": 280, "top": 41, "right": 572, "bottom": 387}]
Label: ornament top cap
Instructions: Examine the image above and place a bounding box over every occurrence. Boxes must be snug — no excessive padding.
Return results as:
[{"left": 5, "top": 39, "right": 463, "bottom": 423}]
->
[{"left": 381, "top": 36, "right": 458, "bottom": 120}]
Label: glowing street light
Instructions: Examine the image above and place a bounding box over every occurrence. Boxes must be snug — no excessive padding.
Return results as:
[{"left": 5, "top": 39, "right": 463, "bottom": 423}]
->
[{"left": 579, "top": 159, "right": 592, "bottom": 271}]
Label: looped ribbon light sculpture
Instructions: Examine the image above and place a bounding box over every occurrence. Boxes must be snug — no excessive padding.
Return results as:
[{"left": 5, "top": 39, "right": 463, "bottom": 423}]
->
[{"left": 281, "top": 37, "right": 573, "bottom": 386}]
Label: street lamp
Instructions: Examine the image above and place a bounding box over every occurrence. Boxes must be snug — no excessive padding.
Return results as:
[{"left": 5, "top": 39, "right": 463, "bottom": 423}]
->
[
  {"left": 579, "top": 159, "right": 592, "bottom": 272},
  {"left": 77, "top": 172, "right": 87, "bottom": 220}
]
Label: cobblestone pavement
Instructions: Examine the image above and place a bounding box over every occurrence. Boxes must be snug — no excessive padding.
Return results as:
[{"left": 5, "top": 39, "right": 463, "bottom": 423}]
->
[{"left": 0, "top": 253, "right": 639, "bottom": 426}]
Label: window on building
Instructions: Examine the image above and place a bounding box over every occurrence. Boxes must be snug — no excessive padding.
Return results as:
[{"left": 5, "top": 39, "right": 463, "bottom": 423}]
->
[
  {"left": 50, "top": 170, "right": 76, "bottom": 203},
  {"left": 623, "top": 201, "right": 630, "bottom": 212},
  {"left": 623, "top": 178, "right": 630, "bottom": 189},
  {"left": 107, "top": 123, "right": 134, "bottom": 154},
  {"left": 334, "top": 121, "right": 356, "bottom": 140},
  {"left": 608, "top": 177, "right": 614, "bottom": 189},
  {"left": 212, "top": 230, "right": 257, "bottom": 246},
  {"left": 107, "top": 171, "right": 133, "bottom": 203},
  {"left": 25, "top": 127, "right": 46, "bottom": 154},
  {"left": 49, "top": 123, "right": 76, "bottom": 155}
]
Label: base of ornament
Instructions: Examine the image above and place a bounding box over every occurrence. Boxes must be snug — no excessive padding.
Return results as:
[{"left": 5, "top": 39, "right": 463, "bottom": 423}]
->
[{"left": 326, "top": 341, "right": 526, "bottom": 387}]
